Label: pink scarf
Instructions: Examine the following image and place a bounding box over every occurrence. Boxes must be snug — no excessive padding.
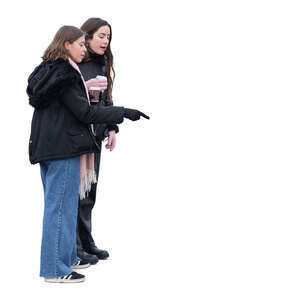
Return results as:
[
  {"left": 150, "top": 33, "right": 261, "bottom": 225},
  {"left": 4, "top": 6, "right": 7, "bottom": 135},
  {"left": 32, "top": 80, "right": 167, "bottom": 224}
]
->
[{"left": 68, "top": 58, "right": 97, "bottom": 200}]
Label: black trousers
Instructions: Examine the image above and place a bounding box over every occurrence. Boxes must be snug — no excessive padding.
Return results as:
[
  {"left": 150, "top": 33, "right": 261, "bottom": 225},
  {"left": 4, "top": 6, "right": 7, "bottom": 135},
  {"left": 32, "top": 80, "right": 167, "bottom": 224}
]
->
[{"left": 76, "top": 146, "right": 101, "bottom": 252}]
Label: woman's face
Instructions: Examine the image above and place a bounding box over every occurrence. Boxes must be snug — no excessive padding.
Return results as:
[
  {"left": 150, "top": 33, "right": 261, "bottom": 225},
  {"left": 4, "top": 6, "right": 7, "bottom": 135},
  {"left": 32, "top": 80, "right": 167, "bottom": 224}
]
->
[
  {"left": 89, "top": 25, "right": 111, "bottom": 55},
  {"left": 65, "top": 35, "right": 87, "bottom": 63}
]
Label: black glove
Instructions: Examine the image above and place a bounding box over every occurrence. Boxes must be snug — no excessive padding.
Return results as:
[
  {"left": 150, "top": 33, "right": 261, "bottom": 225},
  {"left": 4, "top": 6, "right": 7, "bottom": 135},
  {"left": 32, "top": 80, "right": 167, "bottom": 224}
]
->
[{"left": 124, "top": 108, "right": 150, "bottom": 121}]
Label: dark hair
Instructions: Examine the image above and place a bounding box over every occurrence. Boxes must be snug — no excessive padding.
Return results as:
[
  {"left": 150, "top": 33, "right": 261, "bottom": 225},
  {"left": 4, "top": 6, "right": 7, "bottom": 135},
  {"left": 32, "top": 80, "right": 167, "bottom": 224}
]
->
[
  {"left": 42, "top": 26, "right": 85, "bottom": 61},
  {"left": 80, "top": 18, "right": 115, "bottom": 100}
]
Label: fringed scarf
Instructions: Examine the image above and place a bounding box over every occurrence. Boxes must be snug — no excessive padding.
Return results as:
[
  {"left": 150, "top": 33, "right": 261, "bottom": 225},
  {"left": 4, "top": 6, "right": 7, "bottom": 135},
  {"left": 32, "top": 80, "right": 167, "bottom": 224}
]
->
[{"left": 68, "top": 58, "right": 97, "bottom": 200}]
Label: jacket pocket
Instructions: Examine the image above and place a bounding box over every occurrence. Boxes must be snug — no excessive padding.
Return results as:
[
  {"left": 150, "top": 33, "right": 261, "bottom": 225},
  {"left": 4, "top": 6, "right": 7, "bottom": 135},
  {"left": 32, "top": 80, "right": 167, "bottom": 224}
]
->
[{"left": 67, "top": 130, "right": 91, "bottom": 152}]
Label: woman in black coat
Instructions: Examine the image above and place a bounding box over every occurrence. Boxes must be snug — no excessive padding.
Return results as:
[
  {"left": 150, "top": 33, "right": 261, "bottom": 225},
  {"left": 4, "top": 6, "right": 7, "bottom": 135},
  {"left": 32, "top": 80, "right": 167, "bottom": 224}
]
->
[
  {"left": 27, "top": 25, "right": 149, "bottom": 283},
  {"left": 75, "top": 18, "right": 122, "bottom": 264}
]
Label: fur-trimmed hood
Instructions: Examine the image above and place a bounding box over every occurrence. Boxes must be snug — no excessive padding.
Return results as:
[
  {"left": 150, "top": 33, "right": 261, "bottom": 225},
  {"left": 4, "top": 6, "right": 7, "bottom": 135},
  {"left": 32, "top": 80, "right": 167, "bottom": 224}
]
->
[{"left": 26, "top": 59, "right": 81, "bottom": 109}]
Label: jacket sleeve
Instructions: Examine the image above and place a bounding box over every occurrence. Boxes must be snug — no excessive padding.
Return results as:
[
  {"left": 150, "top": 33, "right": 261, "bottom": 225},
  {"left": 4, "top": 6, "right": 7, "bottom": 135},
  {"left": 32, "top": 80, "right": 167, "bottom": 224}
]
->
[
  {"left": 103, "top": 97, "right": 120, "bottom": 133},
  {"left": 104, "top": 100, "right": 120, "bottom": 133},
  {"left": 60, "top": 84, "right": 125, "bottom": 125},
  {"left": 107, "top": 124, "right": 119, "bottom": 133}
]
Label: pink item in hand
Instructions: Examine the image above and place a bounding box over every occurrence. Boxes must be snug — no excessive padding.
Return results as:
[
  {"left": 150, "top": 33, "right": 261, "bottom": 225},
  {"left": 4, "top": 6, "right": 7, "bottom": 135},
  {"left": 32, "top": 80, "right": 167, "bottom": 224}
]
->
[{"left": 86, "top": 76, "right": 107, "bottom": 91}]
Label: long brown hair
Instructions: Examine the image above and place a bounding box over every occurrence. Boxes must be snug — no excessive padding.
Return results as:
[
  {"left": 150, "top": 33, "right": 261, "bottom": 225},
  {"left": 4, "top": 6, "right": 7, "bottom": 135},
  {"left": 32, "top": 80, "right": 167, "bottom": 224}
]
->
[
  {"left": 42, "top": 26, "right": 85, "bottom": 61},
  {"left": 80, "top": 18, "right": 115, "bottom": 100}
]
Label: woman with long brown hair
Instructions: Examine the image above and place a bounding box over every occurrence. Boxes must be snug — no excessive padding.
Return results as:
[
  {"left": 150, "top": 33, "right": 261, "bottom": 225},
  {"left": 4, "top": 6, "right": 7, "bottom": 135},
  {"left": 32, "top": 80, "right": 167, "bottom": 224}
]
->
[
  {"left": 27, "top": 25, "right": 149, "bottom": 283},
  {"left": 75, "top": 17, "right": 121, "bottom": 264}
]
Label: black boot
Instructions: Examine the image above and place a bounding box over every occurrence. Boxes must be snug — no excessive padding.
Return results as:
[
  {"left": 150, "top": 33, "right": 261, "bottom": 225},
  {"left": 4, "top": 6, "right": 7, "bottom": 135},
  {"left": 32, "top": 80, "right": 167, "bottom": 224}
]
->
[
  {"left": 77, "top": 247, "right": 99, "bottom": 265},
  {"left": 85, "top": 244, "right": 110, "bottom": 260}
]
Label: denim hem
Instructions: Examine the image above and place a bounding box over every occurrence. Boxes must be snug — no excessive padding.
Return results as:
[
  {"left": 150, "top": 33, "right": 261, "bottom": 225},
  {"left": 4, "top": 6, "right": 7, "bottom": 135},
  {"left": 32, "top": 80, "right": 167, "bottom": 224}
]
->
[
  {"left": 71, "top": 257, "right": 79, "bottom": 266},
  {"left": 41, "top": 270, "right": 72, "bottom": 279}
]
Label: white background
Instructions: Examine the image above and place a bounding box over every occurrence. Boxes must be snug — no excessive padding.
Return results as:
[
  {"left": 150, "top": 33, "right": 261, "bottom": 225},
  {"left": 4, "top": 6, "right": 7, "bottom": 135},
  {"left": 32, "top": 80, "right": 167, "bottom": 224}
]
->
[{"left": 0, "top": 0, "right": 299, "bottom": 299}]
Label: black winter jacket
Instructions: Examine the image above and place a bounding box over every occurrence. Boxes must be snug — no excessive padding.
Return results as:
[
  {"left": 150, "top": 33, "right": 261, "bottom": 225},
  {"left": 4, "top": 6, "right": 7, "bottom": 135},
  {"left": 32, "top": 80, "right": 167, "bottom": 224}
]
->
[{"left": 27, "top": 59, "right": 125, "bottom": 164}]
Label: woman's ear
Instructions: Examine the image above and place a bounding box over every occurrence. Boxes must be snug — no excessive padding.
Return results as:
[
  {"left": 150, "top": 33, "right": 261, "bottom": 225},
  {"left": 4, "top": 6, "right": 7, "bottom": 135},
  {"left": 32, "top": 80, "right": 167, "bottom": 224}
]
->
[{"left": 64, "top": 41, "right": 71, "bottom": 50}]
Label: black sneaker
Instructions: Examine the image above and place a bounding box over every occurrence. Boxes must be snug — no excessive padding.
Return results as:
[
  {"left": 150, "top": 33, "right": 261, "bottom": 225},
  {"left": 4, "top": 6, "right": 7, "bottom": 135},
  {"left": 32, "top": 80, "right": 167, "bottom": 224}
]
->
[
  {"left": 45, "top": 271, "right": 85, "bottom": 283},
  {"left": 71, "top": 260, "right": 90, "bottom": 269}
]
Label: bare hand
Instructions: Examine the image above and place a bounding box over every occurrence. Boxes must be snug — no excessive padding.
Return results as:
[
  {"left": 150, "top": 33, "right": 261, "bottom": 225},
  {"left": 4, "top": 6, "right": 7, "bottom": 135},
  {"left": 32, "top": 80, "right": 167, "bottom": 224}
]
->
[{"left": 105, "top": 130, "right": 116, "bottom": 151}]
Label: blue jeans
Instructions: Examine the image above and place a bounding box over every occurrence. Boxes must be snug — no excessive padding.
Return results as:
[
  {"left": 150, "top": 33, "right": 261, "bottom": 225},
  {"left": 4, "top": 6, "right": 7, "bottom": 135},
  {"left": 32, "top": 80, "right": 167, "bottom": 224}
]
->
[{"left": 39, "top": 157, "right": 80, "bottom": 278}]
